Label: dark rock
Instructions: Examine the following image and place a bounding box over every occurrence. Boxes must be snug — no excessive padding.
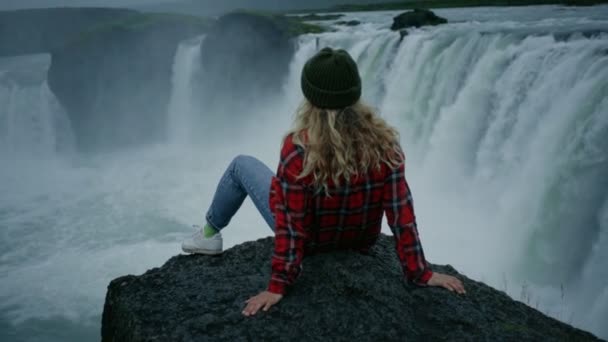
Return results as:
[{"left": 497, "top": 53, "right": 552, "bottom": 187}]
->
[
  {"left": 47, "top": 13, "right": 209, "bottom": 151},
  {"left": 102, "top": 235, "right": 601, "bottom": 342},
  {"left": 0, "top": 8, "right": 137, "bottom": 57},
  {"left": 196, "top": 12, "right": 296, "bottom": 119},
  {"left": 399, "top": 29, "right": 409, "bottom": 41},
  {"left": 298, "top": 13, "right": 344, "bottom": 21},
  {"left": 390, "top": 9, "right": 448, "bottom": 31},
  {"left": 336, "top": 20, "right": 361, "bottom": 26}
]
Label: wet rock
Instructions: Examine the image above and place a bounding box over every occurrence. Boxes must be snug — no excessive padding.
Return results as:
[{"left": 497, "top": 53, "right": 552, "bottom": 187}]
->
[
  {"left": 390, "top": 9, "right": 447, "bottom": 31},
  {"left": 336, "top": 20, "right": 361, "bottom": 26},
  {"left": 47, "top": 13, "right": 209, "bottom": 151},
  {"left": 196, "top": 12, "right": 296, "bottom": 119},
  {"left": 102, "top": 235, "right": 601, "bottom": 341},
  {"left": 298, "top": 13, "right": 344, "bottom": 21}
]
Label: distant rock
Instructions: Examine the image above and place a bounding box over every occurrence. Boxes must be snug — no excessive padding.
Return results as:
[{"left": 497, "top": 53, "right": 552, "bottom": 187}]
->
[
  {"left": 102, "top": 234, "right": 600, "bottom": 341},
  {"left": 47, "top": 12, "right": 210, "bottom": 151},
  {"left": 0, "top": 8, "right": 136, "bottom": 57},
  {"left": 298, "top": 13, "right": 344, "bottom": 21},
  {"left": 390, "top": 9, "right": 447, "bottom": 31},
  {"left": 196, "top": 11, "right": 299, "bottom": 118},
  {"left": 336, "top": 20, "right": 361, "bottom": 26}
]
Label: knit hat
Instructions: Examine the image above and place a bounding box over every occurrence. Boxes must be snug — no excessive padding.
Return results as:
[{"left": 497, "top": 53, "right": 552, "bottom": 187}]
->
[{"left": 301, "top": 47, "right": 362, "bottom": 109}]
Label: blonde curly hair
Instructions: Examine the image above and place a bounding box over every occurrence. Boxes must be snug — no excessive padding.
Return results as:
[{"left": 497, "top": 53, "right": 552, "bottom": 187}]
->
[{"left": 286, "top": 100, "right": 404, "bottom": 195}]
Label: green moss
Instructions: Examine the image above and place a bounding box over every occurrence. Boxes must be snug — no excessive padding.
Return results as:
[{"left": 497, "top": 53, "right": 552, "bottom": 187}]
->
[
  {"left": 286, "top": 20, "right": 328, "bottom": 35},
  {"left": 231, "top": 9, "right": 328, "bottom": 37},
  {"left": 73, "top": 12, "right": 213, "bottom": 45},
  {"left": 297, "top": 13, "right": 344, "bottom": 21}
]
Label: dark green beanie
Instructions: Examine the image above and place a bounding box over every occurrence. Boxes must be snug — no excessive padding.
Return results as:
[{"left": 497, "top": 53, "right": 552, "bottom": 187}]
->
[{"left": 301, "top": 47, "right": 362, "bottom": 109}]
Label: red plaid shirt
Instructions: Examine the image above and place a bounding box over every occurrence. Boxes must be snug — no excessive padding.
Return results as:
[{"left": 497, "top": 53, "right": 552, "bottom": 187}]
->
[{"left": 267, "top": 133, "right": 433, "bottom": 295}]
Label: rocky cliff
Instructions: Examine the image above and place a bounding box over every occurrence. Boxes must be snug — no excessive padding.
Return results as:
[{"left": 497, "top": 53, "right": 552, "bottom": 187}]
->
[
  {"left": 194, "top": 11, "right": 310, "bottom": 119},
  {"left": 46, "top": 12, "right": 210, "bottom": 150},
  {"left": 102, "top": 234, "right": 601, "bottom": 341}
]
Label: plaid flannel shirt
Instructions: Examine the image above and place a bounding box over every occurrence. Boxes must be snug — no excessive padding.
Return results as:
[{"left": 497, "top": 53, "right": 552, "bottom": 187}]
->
[{"left": 267, "top": 133, "right": 433, "bottom": 295}]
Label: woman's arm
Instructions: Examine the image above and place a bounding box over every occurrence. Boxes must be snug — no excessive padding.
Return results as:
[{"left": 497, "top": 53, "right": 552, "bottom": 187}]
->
[
  {"left": 383, "top": 153, "right": 465, "bottom": 294},
  {"left": 383, "top": 159, "right": 433, "bottom": 285},
  {"left": 268, "top": 164, "right": 308, "bottom": 295},
  {"left": 243, "top": 136, "right": 308, "bottom": 316}
]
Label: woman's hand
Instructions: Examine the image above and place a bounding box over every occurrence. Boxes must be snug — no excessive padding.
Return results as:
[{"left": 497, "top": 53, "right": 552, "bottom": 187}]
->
[
  {"left": 242, "top": 291, "right": 283, "bottom": 316},
  {"left": 427, "top": 272, "right": 466, "bottom": 294}
]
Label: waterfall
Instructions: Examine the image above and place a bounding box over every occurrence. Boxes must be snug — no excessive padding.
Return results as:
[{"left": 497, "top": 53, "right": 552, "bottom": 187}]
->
[
  {"left": 167, "top": 35, "right": 205, "bottom": 143},
  {"left": 375, "top": 23, "right": 608, "bottom": 336},
  {"left": 1, "top": 8, "right": 607, "bottom": 341},
  {"left": 0, "top": 54, "right": 73, "bottom": 157}
]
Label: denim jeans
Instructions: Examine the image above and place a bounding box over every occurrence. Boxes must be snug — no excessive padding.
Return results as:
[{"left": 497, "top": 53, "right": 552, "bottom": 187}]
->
[{"left": 205, "top": 155, "right": 276, "bottom": 232}]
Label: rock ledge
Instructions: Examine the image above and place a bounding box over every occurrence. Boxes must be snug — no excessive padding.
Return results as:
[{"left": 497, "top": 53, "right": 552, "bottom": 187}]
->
[{"left": 102, "top": 235, "right": 600, "bottom": 341}]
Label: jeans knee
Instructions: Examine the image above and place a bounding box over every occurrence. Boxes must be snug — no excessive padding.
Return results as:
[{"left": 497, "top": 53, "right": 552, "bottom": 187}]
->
[{"left": 230, "top": 154, "right": 255, "bottom": 171}]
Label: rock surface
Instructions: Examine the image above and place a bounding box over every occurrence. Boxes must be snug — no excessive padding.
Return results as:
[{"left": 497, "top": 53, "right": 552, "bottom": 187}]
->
[
  {"left": 102, "top": 235, "right": 601, "bottom": 342},
  {"left": 336, "top": 20, "right": 362, "bottom": 26},
  {"left": 47, "top": 12, "right": 209, "bottom": 151},
  {"left": 196, "top": 12, "right": 296, "bottom": 119},
  {"left": 298, "top": 13, "right": 344, "bottom": 21},
  {"left": 390, "top": 9, "right": 448, "bottom": 31}
]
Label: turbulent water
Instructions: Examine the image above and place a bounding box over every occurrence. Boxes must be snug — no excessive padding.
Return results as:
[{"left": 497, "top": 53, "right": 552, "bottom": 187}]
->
[{"left": 1, "top": 5, "right": 608, "bottom": 341}]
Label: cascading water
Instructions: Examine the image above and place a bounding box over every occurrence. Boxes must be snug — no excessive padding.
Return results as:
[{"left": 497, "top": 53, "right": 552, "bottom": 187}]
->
[
  {"left": 284, "top": 12, "right": 608, "bottom": 338},
  {"left": 1, "top": 5, "right": 607, "bottom": 341},
  {"left": 378, "top": 20, "right": 608, "bottom": 337},
  {"left": 0, "top": 54, "right": 73, "bottom": 158},
  {"left": 167, "top": 35, "right": 206, "bottom": 143}
]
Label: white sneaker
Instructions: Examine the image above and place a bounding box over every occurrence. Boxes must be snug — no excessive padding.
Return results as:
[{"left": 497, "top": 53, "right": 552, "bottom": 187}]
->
[{"left": 181, "top": 225, "right": 223, "bottom": 255}]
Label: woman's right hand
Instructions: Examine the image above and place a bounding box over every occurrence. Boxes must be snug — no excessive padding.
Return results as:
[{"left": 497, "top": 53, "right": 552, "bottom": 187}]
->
[{"left": 427, "top": 272, "right": 466, "bottom": 294}]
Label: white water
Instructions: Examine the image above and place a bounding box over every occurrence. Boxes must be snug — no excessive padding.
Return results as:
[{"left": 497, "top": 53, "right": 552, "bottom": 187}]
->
[
  {"left": 1, "top": 5, "right": 607, "bottom": 341},
  {"left": 167, "top": 35, "right": 205, "bottom": 143},
  {"left": 379, "top": 22, "right": 608, "bottom": 336},
  {"left": 0, "top": 54, "right": 73, "bottom": 158}
]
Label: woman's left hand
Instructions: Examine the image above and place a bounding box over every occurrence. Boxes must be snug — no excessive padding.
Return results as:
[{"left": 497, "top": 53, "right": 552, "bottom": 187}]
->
[{"left": 242, "top": 291, "right": 283, "bottom": 316}]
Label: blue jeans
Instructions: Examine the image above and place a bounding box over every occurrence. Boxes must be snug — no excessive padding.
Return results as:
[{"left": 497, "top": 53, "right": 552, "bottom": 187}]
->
[{"left": 205, "top": 155, "right": 276, "bottom": 232}]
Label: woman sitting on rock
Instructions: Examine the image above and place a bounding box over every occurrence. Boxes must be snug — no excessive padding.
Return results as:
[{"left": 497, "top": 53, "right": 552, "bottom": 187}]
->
[{"left": 181, "top": 47, "right": 466, "bottom": 316}]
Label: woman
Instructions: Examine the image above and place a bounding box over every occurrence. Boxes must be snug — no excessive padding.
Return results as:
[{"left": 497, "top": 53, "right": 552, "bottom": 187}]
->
[{"left": 182, "top": 47, "right": 465, "bottom": 316}]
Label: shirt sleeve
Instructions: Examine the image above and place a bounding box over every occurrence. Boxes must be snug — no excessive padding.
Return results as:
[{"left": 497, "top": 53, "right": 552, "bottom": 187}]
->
[
  {"left": 267, "top": 136, "right": 308, "bottom": 295},
  {"left": 383, "top": 152, "right": 433, "bottom": 286}
]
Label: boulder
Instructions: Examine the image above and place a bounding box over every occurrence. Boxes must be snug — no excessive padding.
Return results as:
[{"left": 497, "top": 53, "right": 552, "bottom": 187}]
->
[
  {"left": 102, "top": 235, "right": 600, "bottom": 341},
  {"left": 47, "top": 13, "right": 210, "bottom": 151},
  {"left": 196, "top": 12, "right": 298, "bottom": 117},
  {"left": 298, "top": 13, "right": 344, "bottom": 21},
  {"left": 390, "top": 9, "right": 447, "bottom": 31},
  {"left": 336, "top": 20, "right": 361, "bottom": 26}
]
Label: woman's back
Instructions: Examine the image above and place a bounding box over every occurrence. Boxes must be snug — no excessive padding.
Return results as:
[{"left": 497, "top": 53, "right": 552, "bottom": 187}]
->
[
  {"left": 270, "top": 132, "right": 389, "bottom": 254},
  {"left": 184, "top": 47, "right": 465, "bottom": 315}
]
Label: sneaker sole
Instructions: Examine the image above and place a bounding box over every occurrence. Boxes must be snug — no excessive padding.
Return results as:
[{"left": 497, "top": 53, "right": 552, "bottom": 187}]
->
[{"left": 182, "top": 247, "right": 223, "bottom": 255}]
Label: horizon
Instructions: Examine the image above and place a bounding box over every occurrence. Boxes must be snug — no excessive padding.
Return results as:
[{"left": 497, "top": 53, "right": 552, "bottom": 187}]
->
[{"left": 0, "top": 0, "right": 399, "bottom": 12}]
